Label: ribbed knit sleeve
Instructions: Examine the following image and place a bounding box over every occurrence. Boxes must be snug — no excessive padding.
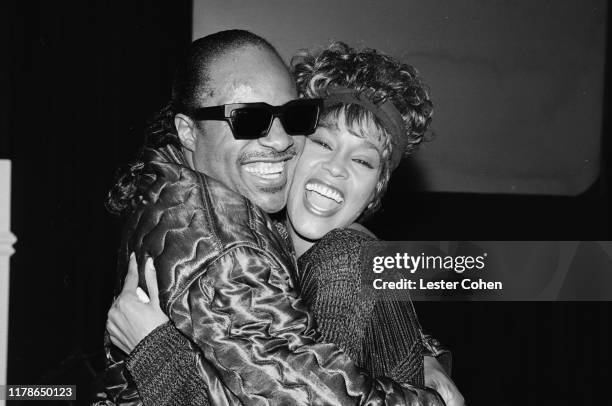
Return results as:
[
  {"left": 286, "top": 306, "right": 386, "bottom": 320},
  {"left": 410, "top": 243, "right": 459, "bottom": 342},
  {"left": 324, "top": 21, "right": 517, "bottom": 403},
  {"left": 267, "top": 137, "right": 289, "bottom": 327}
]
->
[
  {"left": 363, "top": 300, "right": 424, "bottom": 386},
  {"left": 297, "top": 228, "right": 425, "bottom": 387},
  {"left": 125, "top": 321, "right": 210, "bottom": 406}
]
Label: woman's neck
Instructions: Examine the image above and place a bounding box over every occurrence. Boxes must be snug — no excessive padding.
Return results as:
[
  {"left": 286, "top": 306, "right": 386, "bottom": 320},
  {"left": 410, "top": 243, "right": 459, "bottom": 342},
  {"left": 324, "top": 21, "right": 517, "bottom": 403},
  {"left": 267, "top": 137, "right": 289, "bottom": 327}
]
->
[{"left": 287, "top": 219, "right": 316, "bottom": 259}]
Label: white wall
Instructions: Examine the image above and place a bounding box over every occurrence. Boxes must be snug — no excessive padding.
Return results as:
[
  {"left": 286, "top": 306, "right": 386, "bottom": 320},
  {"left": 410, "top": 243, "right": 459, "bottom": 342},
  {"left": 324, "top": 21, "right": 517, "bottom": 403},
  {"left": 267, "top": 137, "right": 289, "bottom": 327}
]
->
[
  {"left": 0, "top": 160, "right": 16, "bottom": 405},
  {"left": 193, "top": 0, "right": 607, "bottom": 195}
]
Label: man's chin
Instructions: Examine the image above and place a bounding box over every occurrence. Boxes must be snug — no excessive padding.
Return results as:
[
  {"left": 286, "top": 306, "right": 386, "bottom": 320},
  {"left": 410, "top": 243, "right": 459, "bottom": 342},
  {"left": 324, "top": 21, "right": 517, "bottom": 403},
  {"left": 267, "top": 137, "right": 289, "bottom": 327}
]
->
[{"left": 248, "top": 186, "right": 288, "bottom": 214}]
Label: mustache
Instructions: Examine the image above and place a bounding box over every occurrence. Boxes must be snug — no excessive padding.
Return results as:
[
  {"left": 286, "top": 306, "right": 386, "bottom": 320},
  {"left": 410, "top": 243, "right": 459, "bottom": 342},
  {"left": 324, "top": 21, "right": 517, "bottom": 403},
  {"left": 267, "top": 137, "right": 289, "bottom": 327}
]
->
[{"left": 239, "top": 147, "right": 298, "bottom": 163}]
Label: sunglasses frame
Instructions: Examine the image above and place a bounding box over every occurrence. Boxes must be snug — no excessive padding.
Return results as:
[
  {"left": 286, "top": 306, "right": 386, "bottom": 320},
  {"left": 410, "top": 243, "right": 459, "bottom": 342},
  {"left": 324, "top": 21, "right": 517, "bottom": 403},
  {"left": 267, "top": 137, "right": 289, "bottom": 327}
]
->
[{"left": 190, "top": 98, "right": 324, "bottom": 140}]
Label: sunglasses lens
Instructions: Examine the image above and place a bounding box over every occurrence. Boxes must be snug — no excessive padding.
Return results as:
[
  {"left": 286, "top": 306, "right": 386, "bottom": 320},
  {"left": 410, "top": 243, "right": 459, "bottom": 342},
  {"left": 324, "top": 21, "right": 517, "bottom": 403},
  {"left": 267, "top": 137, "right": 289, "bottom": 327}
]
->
[
  {"left": 232, "top": 108, "right": 272, "bottom": 139},
  {"left": 282, "top": 103, "right": 320, "bottom": 135}
]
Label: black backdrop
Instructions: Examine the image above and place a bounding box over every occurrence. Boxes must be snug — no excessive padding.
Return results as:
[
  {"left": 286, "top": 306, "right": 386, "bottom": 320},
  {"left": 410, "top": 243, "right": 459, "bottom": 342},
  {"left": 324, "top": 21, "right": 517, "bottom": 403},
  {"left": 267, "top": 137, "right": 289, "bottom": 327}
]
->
[
  {"left": 1, "top": 1, "right": 610, "bottom": 405},
  {"left": 1, "top": 0, "right": 192, "bottom": 402}
]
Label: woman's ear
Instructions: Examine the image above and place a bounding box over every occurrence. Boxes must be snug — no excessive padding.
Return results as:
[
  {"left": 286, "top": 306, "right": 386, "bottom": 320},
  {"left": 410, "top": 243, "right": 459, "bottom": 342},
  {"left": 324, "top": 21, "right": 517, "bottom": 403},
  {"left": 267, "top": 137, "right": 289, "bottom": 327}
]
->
[
  {"left": 356, "top": 199, "right": 375, "bottom": 224},
  {"left": 174, "top": 113, "right": 196, "bottom": 152},
  {"left": 366, "top": 189, "right": 379, "bottom": 210}
]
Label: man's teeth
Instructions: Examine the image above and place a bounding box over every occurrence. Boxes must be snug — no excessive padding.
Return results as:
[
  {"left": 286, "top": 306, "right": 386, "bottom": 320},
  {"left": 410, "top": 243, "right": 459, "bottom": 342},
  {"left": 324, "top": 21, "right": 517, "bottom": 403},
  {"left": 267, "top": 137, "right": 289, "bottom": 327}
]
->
[
  {"left": 244, "top": 162, "right": 284, "bottom": 178},
  {"left": 305, "top": 183, "right": 344, "bottom": 203}
]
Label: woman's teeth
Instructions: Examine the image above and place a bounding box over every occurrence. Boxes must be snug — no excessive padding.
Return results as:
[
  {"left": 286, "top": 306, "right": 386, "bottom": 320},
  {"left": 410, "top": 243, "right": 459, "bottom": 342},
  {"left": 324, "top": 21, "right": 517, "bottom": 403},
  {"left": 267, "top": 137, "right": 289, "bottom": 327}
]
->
[
  {"left": 305, "top": 182, "right": 344, "bottom": 203},
  {"left": 244, "top": 162, "right": 284, "bottom": 178}
]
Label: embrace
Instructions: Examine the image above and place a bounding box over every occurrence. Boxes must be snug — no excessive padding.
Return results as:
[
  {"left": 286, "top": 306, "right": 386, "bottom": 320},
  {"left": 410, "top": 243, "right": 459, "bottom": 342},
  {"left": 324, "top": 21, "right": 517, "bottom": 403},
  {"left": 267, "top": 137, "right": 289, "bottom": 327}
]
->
[{"left": 93, "top": 30, "right": 464, "bottom": 406}]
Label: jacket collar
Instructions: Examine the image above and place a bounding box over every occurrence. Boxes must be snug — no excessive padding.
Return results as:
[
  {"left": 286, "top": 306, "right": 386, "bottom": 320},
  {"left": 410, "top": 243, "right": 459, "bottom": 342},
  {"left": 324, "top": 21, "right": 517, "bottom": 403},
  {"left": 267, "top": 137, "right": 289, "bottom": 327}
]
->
[{"left": 129, "top": 145, "right": 297, "bottom": 305}]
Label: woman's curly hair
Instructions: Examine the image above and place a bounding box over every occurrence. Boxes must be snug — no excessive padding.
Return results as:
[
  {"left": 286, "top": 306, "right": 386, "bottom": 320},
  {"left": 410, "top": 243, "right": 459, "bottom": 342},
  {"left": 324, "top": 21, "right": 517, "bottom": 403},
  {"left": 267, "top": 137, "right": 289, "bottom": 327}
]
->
[{"left": 291, "top": 41, "right": 433, "bottom": 219}]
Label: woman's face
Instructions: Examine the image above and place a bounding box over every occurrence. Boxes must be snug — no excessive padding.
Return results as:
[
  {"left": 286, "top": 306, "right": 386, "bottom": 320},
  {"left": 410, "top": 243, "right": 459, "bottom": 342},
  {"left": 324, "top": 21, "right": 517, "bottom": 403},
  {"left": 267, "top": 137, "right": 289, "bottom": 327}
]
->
[{"left": 287, "top": 116, "right": 383, "bottom": 240}]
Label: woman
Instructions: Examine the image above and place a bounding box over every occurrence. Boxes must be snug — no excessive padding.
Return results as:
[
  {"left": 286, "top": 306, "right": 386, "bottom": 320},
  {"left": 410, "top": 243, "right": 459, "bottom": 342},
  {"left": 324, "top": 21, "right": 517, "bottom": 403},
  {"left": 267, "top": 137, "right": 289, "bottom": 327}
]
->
[
  {"left": 285, "top": 42, "right": 434, "bottom": 383},
  {"left": 102, "top": 42, "right": 459, "bottom": 405}
]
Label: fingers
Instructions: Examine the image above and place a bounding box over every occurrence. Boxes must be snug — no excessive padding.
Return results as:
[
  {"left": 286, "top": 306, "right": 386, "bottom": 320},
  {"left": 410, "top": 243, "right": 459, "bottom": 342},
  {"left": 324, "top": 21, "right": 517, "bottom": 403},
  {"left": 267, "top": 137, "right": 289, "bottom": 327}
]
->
[
  {"left": 106, "top": 319, "right": 125, "bottom": 352},
  {"left": 136, "top": 287, "right": 151, "bottom": 303},
  {"left": 122, "top": 253, "right": 139, "bottom": 292},
  {"left": 438, "top": 381, "right": 464, "bottom": 406},
  {"left": 106, "top": 308, "right": 130, "bottom": 354},
  {"left": 437, "top": 385, "right": 452, "bottom": 406},
  {"left": 144, "top": 257, "right": 160, "bottom": 305},
  {"left": 447, "top": 387, "right": 465, "bottom": 406}
]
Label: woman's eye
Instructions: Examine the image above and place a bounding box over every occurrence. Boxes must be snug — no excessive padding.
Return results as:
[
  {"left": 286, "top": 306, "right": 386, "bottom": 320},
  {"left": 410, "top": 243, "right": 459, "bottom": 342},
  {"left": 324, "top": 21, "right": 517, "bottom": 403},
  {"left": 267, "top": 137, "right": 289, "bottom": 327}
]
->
[
  {"left": 353, "top": 159, "right": 374, "bottom": 169},
  {"left": 312, "top": 139, "right": 332, "bottom": 150}
]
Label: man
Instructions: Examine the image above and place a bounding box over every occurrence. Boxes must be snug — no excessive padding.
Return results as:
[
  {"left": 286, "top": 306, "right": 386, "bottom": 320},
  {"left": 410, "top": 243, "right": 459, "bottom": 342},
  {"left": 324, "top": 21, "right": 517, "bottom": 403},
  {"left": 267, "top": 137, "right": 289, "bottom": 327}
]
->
[{"left": 95, "top": 30, "right": 462, "bottom": 405}]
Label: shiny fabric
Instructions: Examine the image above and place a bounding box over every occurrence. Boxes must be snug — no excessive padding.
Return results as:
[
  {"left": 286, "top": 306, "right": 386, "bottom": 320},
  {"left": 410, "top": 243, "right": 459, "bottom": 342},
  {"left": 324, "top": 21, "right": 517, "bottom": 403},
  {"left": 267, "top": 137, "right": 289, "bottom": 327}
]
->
[
  {"left": 94, "top": 146, "right": 444, "bottom": 405},
  {"left": 92, "top": 333, "right": 142, "bottom": 406}
]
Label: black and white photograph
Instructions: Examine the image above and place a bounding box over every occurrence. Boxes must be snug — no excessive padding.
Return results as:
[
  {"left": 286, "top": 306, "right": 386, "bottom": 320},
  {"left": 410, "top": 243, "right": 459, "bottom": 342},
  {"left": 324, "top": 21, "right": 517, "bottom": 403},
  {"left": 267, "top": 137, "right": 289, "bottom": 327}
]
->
[{"left": 1, "top": 1, "right": 611, "bottom": 405}]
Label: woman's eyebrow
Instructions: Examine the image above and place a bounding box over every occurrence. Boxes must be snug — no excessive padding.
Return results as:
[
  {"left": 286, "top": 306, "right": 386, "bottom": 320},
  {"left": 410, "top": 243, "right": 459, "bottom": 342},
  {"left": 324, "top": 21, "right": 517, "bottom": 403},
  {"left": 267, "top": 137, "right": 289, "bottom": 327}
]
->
[
  {"left": 363, "top": 142, "right": 382, "bottom": 156},
  {"left": 346, "top": 128, "right": 381, "bottom": 151},
  {"left": 361, "top": 139, "right": 383, "bottom": 158},
  {"left": 317, "top": 121, "right": 339, "bottom": 131}
]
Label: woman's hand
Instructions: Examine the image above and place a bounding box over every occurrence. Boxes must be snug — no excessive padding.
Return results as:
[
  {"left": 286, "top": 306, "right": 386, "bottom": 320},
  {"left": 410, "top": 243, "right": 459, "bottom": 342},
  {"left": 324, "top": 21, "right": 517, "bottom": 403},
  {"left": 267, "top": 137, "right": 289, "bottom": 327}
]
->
[
  {"left": 424, "top": 355, "right": 465, "bottom": 406},
  {"left": 106, "top": 254, "right": 170, "bottom": 354}
]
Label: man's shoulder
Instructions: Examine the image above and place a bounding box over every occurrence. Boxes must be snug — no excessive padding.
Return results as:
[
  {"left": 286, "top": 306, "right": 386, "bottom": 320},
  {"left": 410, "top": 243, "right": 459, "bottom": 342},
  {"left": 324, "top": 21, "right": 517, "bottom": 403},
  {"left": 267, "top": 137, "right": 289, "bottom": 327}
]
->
[{"left": 123, "top": 158, "right": 295, "bottom": 304}]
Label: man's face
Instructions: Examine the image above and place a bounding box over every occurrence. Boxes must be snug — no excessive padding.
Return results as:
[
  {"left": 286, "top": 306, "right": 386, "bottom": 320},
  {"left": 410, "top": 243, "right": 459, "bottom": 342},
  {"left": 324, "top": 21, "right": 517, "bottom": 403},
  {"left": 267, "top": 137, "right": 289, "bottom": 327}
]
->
[{"left": 186, "top": 46, "right": 304, "bottom": 213}]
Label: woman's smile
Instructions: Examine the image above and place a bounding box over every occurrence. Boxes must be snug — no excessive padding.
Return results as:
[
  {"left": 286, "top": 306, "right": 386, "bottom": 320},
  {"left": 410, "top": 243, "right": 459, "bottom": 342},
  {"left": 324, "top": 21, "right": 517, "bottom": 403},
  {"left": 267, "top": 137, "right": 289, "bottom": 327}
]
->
[
  {"left": 287, "top": 117, "right": 382, "bottom": 242},
  {"left": 303, "top": 178, "right": 345, "bottom": 217}
]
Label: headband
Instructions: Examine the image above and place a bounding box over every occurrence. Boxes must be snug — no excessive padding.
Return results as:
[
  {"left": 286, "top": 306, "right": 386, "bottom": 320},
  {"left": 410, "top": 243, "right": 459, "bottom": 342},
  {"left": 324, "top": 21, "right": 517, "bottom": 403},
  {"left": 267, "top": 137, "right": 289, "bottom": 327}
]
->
[{"left": 321, "top": 86, "right": 407, "bottom": 171}]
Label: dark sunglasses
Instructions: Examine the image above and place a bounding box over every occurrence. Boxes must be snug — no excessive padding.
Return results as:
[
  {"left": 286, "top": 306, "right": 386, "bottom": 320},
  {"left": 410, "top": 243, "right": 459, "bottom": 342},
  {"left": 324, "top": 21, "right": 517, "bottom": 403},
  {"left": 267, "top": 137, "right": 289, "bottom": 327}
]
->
[{"left": 190, "top": 98, "right": 323, "bottom": 140}]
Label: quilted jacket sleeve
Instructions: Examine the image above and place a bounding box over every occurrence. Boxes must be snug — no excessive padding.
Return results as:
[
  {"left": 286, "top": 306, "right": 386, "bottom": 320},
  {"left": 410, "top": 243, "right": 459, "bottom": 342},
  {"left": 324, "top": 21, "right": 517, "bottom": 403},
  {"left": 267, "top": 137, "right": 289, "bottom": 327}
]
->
[{"left": 166, "top": 244, "right": 444, "bottom": 406}]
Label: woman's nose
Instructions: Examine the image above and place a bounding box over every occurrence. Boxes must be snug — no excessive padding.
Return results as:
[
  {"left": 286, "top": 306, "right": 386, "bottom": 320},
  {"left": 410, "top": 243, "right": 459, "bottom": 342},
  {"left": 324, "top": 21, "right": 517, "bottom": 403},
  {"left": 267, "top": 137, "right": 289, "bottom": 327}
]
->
[{"left": 321, "top": 153, "right": 349, "bottom": 178}]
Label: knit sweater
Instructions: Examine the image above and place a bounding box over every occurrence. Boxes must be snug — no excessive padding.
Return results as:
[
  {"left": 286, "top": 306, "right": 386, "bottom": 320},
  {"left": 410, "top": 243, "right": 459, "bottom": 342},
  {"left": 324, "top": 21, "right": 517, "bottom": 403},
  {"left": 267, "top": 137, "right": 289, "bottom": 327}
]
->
[
  {"left": 297, "top": 228, "right": 424, "bottom": 386},
  {"left": 121, "top": 228, "right": 426, "bottom": 404}
]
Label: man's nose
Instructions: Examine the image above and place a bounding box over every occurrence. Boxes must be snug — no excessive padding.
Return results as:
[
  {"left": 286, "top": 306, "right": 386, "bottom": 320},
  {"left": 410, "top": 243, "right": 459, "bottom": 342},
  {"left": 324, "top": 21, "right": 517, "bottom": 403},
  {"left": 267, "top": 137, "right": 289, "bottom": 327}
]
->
[
  {"left": 321, "top": 153, "right": 349, "bottom": 178},
  {"left": 257, "top": 118, "right": 293, "bottom": 152}
]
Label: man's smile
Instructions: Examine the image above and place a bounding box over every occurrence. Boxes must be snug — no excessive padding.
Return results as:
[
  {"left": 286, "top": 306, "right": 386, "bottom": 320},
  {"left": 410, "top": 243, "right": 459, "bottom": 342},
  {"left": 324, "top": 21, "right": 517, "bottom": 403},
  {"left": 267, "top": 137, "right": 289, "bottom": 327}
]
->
[
  {"left": 241, "top": 158, "right": 293, "bottom": 190},
  {"left": 243, "top": 161, "right": 285, "bottom": 179}
]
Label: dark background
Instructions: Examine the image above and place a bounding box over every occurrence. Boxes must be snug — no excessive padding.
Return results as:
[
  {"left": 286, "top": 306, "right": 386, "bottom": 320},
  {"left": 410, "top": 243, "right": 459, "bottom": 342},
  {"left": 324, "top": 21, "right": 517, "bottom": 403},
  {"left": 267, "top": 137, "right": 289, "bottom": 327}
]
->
[
  {"left": 194, "top": 0, "right": 608, "bottom": 197},
  {"left": 1, "top": 1, "right": 610, "bottom": 405}
]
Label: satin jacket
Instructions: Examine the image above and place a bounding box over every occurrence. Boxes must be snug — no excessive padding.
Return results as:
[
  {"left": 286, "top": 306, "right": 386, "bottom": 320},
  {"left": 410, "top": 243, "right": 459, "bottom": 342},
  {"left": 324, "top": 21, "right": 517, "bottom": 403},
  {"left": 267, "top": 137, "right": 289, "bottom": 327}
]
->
[{"left": 94, "top": 146, "right": 444, "bottom": 406}]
